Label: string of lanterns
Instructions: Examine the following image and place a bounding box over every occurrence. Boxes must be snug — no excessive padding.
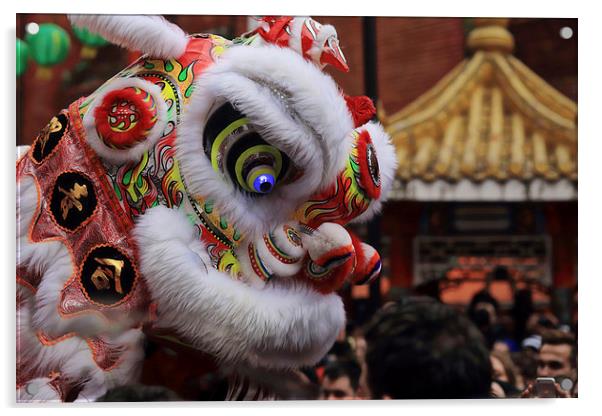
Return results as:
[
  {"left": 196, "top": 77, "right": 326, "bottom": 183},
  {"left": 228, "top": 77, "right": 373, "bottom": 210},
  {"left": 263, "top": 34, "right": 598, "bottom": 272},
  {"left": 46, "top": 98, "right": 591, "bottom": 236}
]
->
[{"left": 17, "top": 21, "right": 111, "bottom": 79}]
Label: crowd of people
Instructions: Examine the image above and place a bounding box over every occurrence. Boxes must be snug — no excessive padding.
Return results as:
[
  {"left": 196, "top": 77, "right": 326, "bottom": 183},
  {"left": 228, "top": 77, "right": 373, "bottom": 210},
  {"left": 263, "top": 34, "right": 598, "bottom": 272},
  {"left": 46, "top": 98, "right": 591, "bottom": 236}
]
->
[
  {"left": 95, "top": 288, "right": 577, "bottom": 401},
  {"left": 312, "top": 289, "right": 578, "bottom": 400}
]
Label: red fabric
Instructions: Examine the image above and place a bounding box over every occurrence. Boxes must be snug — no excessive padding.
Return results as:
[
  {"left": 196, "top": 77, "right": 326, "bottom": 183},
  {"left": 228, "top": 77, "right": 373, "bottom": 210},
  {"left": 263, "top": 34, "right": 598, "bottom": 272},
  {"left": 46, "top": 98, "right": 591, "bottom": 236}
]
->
[
  {"left": 256, "top": 16, "right": 294, "bottom": 47},
  {"left": 356, "top": 129, "right": 381, "bottom": 199},
  {"left": 304, "top": 256, "right": 354, "bottom": 294},
  {"left": 344, "top": 95, "right": 376, "bottom": 128},
  {"left": 348, "top": 232, "right": 367, "bottom": 284},
  {"left": 17, "top": 99, "right": 151, "bottom": 328}
]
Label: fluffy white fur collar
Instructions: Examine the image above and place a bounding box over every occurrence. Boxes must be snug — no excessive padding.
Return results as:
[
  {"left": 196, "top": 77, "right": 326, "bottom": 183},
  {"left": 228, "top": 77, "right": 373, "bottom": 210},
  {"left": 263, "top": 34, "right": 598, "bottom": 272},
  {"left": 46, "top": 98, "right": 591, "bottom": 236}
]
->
[{"left": 133, "top": 206, "right": 345, "bottom": 369}]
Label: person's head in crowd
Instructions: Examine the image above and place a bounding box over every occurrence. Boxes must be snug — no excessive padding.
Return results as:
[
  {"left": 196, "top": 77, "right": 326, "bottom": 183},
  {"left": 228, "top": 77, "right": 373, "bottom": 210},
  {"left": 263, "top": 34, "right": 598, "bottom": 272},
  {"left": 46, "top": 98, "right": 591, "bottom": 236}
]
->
[
  {"left": 512, "top": 289, "right": 534, "bottom": 341},
  {"left": 467, "top": 290, "right": 503, "bottom": 348},
  {"left": 320, "top": 358, "right": 362, "bottom": 400},
  {"left": 526, "top": 311, "right": 559, "bottom": 335},
  {"left": 364, "top": 297, "right": 492, "bottom": 399},
  {"left": 537, "top": 330, "right": 577, "bottom": 381}
]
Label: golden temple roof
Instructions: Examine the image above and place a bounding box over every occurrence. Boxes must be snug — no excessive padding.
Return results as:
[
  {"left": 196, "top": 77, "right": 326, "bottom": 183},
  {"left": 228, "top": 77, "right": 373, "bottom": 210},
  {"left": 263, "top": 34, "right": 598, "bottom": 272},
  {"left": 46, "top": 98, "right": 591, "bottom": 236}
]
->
[{"left": 383, "top": 19, "right": 577, "bottom": 193}]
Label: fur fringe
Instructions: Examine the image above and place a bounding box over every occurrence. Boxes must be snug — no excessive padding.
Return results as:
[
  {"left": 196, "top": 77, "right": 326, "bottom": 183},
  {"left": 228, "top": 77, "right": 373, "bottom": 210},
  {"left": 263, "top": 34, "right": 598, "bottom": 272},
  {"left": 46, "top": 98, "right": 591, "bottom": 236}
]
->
[{"left": 68, "top": 14, "right": 188, "bottom": 59}]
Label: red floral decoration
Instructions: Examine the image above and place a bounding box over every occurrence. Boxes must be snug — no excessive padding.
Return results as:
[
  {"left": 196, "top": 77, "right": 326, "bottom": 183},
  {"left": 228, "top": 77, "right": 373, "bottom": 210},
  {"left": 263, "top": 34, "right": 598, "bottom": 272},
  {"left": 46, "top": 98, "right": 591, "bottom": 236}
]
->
[{"left": 94, "top": 87, "right": 158, "bottom": 149}]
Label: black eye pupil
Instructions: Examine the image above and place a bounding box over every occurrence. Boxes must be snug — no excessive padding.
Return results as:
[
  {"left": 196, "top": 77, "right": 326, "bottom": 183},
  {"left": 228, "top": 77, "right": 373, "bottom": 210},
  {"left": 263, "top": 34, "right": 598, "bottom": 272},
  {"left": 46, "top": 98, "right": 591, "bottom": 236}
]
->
[{"left": 259, "top": 182, "right": 272, "bottom": 192}]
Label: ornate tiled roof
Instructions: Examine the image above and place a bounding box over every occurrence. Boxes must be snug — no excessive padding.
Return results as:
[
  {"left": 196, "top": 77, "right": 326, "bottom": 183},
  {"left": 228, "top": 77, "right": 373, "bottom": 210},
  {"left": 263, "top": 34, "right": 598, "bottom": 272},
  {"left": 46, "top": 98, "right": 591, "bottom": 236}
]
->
[{"left": 383, "top": 19, "right": 577, "bottom": 200}]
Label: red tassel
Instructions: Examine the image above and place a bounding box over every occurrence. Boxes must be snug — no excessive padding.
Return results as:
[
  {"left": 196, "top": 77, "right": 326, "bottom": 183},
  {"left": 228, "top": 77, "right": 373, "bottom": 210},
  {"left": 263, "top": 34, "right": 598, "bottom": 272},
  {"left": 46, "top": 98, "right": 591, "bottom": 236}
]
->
[{"left": 344, "top": 95, "right": 376, "bottom": 127}]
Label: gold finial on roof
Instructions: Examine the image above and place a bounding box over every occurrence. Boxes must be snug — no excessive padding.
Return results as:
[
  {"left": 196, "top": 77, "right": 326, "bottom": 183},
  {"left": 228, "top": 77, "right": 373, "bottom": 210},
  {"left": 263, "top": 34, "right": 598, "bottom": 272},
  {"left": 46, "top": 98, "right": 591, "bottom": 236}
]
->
[{"left": 467, "top": 18, "right": 515, "bottom": 53}]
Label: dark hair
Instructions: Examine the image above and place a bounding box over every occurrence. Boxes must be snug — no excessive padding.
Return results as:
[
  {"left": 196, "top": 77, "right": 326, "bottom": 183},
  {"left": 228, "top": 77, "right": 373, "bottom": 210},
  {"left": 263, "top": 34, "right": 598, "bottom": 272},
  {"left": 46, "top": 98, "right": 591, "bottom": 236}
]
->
[
  {"left": 364, "top": 297, "right": 492, "bottom": 399},
  {"left": 541, "top": 330, "right": 577, "bottom": 369},
  {"left": 468, "top": 290, "right": 499, "bottom": 317},
  {"left": 323, "top": 358, "right": 362, "bottom": 392},
  {"left": 95, "top": 384, "right": 181, "bottom": 402}
]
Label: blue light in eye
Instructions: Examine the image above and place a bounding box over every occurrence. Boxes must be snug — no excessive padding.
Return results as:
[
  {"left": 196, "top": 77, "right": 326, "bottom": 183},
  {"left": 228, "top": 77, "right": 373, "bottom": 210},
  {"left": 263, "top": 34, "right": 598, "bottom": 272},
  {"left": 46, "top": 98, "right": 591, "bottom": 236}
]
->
[{"left": 254, "top": 173, "right": 275, "bottom": 193}]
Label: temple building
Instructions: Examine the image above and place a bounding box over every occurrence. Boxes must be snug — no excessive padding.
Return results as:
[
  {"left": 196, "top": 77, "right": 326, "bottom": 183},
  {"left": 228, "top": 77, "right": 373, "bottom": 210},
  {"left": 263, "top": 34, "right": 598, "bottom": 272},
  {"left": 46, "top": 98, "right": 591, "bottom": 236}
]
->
[{"left": 379, "top": 19, "right": 577, "bottom": 321}]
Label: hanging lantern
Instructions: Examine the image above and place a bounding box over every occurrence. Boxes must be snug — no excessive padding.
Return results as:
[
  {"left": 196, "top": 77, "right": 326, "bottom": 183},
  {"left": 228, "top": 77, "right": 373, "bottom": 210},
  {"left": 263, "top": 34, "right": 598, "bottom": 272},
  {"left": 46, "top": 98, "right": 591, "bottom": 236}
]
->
[
  {"left": 25, "top": 23, "right": 71, "bottom": 80},
  {"left": 16, "top": 38, "right": 29, "bottom": 77},
  {"left": 72, "top": 25, "right": 109, "bottom": 59}
]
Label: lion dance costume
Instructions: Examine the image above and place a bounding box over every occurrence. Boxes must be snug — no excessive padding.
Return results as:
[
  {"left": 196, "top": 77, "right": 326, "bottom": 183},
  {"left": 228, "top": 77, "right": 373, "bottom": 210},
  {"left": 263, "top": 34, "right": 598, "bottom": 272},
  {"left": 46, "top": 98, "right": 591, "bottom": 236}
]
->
[{"left": 16, "top": 15, "right": 397, "bottom": 401}]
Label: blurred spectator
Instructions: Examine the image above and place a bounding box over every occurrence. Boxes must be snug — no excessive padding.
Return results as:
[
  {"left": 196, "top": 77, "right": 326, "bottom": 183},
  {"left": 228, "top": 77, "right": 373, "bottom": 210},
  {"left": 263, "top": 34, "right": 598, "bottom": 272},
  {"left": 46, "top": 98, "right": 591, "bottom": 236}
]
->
[
  {"left": 490, "top": 381, "right": 506, "bottom": 398},
  {"left": 364, "top": 297, "right": 492, "bottom": 399},
  {"left": 320, "top": 359, "right": 362, "bottom": 400},
  {"left": 526, "top": 311, "right": 559, "bottom": 336},
  {"left": 512, "top": 349, "right": 539, "bottom": 389},
  {"left": 467, "top": 290, "right": 506, "bottom": 348},
  {"left": 512, "top": 289, "right": 534, "bottom": 342},
  {"left": 491, "top": 351, "right": 523, "bottom": 396},
  {"left": 520, "top": 329, "right": 577, "bottom": 398}
]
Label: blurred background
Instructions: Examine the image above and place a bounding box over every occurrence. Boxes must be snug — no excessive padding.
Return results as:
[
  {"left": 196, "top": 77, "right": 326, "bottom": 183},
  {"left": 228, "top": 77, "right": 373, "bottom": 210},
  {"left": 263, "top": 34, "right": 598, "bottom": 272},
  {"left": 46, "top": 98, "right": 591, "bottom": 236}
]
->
[{"left": 16, "top": 14, "right": 577, "bottom": 400}]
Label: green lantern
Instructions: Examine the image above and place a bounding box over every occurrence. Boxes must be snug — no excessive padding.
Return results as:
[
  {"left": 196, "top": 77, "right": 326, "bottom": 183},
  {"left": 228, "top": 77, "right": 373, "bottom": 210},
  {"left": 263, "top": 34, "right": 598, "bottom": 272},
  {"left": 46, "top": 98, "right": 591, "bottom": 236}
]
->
[
  {"left": 25, "top": 23, "right": 71, "bottom": 80},
  {"left": 72, "top": 25, "right": 109, "bottom": 59},
  {"left": 16, "top": 38, "right": 29, "bottom": 77}
]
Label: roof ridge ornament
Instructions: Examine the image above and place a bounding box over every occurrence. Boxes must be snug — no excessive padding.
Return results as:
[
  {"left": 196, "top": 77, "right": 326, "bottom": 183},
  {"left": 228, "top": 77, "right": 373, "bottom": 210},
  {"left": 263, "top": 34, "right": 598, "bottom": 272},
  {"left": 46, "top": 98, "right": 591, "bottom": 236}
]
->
[{"left": 467, "top": 18, "right": 515, "bottom": 54}]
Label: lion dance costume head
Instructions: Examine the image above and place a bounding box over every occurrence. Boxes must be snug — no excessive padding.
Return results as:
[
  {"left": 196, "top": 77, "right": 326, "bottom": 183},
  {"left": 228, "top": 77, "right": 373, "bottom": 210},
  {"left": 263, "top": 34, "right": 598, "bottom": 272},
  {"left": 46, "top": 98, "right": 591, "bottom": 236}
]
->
[{"left": 16, "top": 15, "right": 397, "bottom": 401}]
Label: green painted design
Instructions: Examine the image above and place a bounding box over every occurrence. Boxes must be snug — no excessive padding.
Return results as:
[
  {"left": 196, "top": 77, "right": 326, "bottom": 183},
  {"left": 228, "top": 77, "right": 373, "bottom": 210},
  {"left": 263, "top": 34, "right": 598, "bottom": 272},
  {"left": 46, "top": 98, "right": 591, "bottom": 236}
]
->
[
  {"left": 233, "top": 229, "right": 241, "bottom": 241},
  {"left": 184, "top": 84, "right": 195, "bottom": 99},
  {"left": 204, "top": 200, "right": 214, "bottom": 214},
  {"left": 113, "top": 182, "right": 122, "bottom": 200},
  {"left": 219, "top": 216, "right": 228, "bottom": 230},
  {"left": 164, "top": 60, "right": 174, "bottom": 72},
  {"left": 123, "top": 170, "right": 132, "bottom": 186},
  {"left": 143, "top": 61, "right": 155, "bottom": 69},
  {"left": 25, "top": 23, "right": 70, "bottom": 66},
  {"left": 178, "top": 65, "right": 188, "bottom": 82}
]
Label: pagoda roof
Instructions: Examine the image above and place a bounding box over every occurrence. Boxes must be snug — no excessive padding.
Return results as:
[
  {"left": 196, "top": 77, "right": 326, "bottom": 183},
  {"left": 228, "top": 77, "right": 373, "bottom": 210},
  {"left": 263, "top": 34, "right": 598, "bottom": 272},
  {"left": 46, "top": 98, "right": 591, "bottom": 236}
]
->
[{"left": 383, "top": 19, "right": 577, "bottom": 201}]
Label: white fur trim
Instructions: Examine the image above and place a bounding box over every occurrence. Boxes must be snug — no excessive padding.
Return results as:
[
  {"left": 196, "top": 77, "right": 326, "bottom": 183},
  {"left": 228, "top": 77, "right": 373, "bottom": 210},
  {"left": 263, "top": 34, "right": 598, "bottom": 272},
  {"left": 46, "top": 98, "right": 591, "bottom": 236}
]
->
[
  {"left": 69, "top": 15, "right": 188, "bottom": 59},
  {"left": 82, "top": 77, "right": 168, "bottom": 166},
  {"left": 351, "top": 121, "right": 398, "bottom": 223},
  {"left": 177, "top": 44, "right": 354, "bottom": 238},
  {"left": 18, "top": 295, "right": 145, "bottom": 402},
  {"left": 134, "top": 206, "right": 345, "bottom": 369},
  {"left": 70, "top": 329, "right": 146, "bottom": 402}
]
